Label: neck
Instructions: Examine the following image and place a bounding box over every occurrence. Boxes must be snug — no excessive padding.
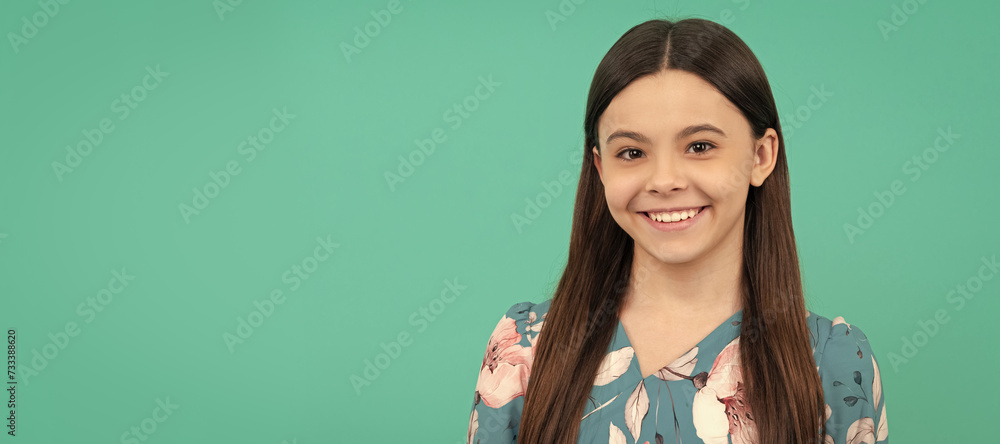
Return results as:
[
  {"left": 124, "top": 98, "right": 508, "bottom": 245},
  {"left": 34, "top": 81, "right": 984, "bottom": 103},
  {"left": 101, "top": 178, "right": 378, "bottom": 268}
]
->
[{"left": 622, "top": 233, "right": 743, "bottom": 319}]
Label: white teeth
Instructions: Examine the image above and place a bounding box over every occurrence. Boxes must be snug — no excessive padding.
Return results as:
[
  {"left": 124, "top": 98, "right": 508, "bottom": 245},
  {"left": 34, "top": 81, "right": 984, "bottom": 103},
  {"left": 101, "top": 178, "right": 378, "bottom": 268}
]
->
[{"left": 647, "top": 207, "right": 701, "bottom": 223}]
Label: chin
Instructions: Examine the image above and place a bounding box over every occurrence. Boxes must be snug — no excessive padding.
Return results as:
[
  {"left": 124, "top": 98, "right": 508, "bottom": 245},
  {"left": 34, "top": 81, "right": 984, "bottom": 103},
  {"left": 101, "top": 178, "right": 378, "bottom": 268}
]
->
[{"left": 639, "top": 242, "right": 701, "bottom": 265}]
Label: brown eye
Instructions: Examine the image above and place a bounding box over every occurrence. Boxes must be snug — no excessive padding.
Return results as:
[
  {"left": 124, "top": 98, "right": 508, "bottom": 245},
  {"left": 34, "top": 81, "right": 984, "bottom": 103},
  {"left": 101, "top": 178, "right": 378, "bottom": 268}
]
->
[
  {"left": 688, "top": 142, "right": 716, "bottom": 155},
  {"left": 615, "top": 148, "right": 644, "bottom": 161}
]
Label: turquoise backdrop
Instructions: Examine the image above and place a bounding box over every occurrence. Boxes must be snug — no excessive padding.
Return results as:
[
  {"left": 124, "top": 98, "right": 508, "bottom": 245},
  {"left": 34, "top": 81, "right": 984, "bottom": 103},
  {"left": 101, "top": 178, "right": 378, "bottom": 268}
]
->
[{"left": 0, "top": 0, "right": 996, "bottom": 442}]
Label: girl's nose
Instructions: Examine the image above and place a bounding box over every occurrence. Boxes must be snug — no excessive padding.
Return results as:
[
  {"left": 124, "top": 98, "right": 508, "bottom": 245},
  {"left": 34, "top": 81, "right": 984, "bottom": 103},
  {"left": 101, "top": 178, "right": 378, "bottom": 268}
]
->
[{"left": 646, "top": 155, "right": 686, "bottom": 193}]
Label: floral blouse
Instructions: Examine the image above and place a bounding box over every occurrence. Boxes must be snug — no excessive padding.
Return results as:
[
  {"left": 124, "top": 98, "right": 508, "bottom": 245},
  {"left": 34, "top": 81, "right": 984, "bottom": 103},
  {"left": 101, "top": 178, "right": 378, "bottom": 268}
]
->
[{"left": 467, "top": 299, "right": 889, "bottom": 444}]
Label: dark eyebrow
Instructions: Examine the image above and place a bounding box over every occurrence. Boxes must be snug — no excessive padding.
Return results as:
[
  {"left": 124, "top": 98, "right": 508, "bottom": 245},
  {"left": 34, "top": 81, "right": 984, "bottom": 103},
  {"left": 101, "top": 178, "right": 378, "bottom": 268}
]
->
[{"left": 604, "top": 124, "right": 727, "bottom": 146}]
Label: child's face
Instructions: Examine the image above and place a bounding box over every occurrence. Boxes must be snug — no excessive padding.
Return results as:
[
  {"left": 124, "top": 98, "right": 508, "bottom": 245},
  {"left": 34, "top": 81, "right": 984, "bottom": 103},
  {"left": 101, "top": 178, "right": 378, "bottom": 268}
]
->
[{"left": 593, "top": 69, "right": 778, "bottom": 266}]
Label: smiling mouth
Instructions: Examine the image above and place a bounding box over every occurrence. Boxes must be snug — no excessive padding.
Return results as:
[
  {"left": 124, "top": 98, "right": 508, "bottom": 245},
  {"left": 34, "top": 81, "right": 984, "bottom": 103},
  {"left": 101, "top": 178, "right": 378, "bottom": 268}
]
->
[{"left": 640, "top": 206, "right": 707, "bottom": 223}]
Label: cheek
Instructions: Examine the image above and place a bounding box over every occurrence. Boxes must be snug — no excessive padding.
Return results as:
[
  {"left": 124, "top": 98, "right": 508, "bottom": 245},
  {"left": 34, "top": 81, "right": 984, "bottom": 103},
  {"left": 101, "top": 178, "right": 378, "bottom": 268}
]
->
[
  {"left": 705, "top": 164, "right": 752, "bottom": 200},
  {"left": 601, "top": 173, "right": 641, "bottom": 210},
  {"left": 604, "top": 189, "right": 630, "bottom": 213}
]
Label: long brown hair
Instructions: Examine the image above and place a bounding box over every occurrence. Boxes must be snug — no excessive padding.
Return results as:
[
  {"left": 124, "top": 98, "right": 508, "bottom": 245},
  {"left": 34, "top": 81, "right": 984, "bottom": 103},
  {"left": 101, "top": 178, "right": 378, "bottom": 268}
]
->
[{"left": 518, "top": 18, "right": 827, "bottom": 443}]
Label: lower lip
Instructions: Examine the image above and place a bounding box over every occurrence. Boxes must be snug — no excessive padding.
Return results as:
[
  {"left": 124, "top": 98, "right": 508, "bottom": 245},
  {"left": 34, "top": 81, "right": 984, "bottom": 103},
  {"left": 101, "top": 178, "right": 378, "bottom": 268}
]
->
[{"left": 640, "top": 206, "right": 708, "bottom": 232}]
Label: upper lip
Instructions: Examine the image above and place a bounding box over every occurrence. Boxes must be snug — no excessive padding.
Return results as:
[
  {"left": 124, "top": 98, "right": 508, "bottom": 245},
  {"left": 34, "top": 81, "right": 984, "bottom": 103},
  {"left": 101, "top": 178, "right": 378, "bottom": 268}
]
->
[{"left": 639, "top": 205, "right": 707, "bottom": 213}]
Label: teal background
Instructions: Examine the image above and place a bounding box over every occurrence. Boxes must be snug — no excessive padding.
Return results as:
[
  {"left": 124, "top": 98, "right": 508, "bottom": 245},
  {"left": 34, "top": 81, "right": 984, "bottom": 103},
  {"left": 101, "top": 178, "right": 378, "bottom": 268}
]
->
[{"left": 0, "top": 0, "right": 996, "bottom": 442}]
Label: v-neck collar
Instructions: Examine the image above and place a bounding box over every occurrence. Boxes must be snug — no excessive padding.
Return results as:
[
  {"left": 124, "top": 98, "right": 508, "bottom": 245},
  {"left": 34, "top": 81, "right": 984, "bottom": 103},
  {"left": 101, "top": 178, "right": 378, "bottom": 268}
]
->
[{"left": 610, "top": 309, "right": 744, "bottom": 380}]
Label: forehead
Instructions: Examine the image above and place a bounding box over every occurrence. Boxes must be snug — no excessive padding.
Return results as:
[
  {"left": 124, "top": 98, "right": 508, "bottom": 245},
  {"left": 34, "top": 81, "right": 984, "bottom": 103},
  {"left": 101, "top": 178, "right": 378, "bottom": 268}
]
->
[{"left": 598, "top": 70, "right": 748, "bottom": 143}]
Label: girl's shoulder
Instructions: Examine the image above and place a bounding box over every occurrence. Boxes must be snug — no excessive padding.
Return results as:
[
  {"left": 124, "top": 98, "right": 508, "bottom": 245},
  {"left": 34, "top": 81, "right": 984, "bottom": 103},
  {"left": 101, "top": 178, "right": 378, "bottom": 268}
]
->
[
  {"left": 495, "top": 298, "right": 552, "bottom": 348},
  {"left": 502, "top": 298, "right": 552, "bottom": 321},
  {"left": 804, "top": 310, "right": 889, "bottom": 443},
  {"left": 804, "top": 310, "right": 876, "bottom": 360}
]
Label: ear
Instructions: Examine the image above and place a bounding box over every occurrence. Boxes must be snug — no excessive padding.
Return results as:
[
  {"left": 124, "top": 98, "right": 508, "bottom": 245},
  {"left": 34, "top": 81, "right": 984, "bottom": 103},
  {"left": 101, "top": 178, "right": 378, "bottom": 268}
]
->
[
  {"left": 749, "top": 128, "right": 779, "bottom": 187},
  {"left": 592, "top": 146, "right": 604, "bottom": 183}
]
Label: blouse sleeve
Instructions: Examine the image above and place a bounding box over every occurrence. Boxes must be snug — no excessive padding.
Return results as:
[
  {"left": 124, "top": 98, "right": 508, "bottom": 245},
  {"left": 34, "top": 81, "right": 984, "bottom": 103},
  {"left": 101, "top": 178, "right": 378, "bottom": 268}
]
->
[
  {"left": 815, "top": 317, "right": 889, "bottom": 444},
  {"left": 467, "top": 301, "right": 538, "bottom": 444}
]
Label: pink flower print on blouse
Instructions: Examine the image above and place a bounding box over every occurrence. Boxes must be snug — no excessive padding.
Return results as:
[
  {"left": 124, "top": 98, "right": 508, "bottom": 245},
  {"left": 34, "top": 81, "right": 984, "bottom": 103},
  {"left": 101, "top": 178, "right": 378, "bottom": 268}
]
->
[
  {"left": 525, "top": 310, "right": 545, "bottom": 348},
  {"left": 692, "top": 337, "right": 757, "bottom": 444},
  {"left": 475, "top": 315, "right": 533, "bottom": 408}
]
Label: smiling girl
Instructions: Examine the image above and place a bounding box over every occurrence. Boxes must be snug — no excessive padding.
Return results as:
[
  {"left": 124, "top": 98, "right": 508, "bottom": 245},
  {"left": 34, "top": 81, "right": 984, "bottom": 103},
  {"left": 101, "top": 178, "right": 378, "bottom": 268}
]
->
[{"left": 468, "top": 18, "right": 888, "bottom": 444}]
